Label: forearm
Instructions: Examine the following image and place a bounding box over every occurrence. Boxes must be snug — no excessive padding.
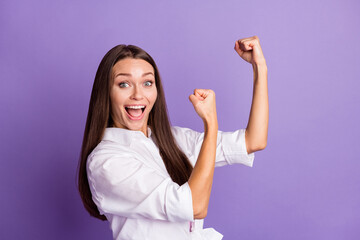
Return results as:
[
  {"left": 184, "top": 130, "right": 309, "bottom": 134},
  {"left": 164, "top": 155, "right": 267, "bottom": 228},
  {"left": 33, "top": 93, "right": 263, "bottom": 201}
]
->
[
  {"left": 245, "top": 63, "right": 269, "bottom": 153},
  {"left": 188, "top": 120, "right": 218, "bottom": 219}
]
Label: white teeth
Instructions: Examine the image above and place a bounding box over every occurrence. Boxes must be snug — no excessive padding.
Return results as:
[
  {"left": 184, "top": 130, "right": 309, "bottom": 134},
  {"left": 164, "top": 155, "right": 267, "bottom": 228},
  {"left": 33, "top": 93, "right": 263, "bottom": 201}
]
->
[{"left": 126, "top": 105, "right": 145, "bottom": 109}]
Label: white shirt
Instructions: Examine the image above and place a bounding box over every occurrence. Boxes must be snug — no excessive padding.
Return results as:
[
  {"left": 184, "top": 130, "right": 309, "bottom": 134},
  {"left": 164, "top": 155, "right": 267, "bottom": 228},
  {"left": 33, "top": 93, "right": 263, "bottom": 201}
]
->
[{"left": 87, "top": 126, "right": 254, "bottom": 240}]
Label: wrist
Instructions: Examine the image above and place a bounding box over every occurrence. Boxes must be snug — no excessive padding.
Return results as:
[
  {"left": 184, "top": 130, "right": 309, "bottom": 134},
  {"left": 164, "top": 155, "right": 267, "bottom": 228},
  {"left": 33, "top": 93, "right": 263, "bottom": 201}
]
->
[
  {"left": 252, "top": 63, "right": 267, "bottom": 83},
  {"left": 252, "top": 62, "right": 268, "bottom": 72},
  {"left": 203, "top": 118, "right": 218, "bottom": 132}
]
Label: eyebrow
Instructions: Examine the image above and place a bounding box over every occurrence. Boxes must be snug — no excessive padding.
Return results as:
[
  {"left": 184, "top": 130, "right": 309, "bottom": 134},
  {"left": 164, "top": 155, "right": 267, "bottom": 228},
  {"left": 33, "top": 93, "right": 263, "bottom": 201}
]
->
[{"left": 115, "top": 72, "right": 154, "bottom": 78}]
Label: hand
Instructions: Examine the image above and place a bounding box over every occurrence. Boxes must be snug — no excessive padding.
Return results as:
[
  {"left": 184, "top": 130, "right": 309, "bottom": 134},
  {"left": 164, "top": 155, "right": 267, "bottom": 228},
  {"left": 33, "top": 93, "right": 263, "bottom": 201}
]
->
[
  {"left": 234, "top": 36, "right": 266, "bottom": 66},
  {"left": 189, "top": 89, "right": 217, "bottom": 124}
]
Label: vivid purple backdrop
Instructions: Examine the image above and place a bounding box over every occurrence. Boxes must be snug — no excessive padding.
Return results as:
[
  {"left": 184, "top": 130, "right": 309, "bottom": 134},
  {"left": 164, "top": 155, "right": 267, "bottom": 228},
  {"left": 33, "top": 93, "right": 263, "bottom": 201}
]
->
[{"left": 1, "top": 0, "right": 359, "bottom": 239}]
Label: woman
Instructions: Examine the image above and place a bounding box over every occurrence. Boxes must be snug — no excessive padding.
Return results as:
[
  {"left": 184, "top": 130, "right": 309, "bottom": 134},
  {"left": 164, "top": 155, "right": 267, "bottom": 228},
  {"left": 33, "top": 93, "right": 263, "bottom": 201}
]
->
[{"left": 77, "top": 36, "right": 268, "bottom": 240}]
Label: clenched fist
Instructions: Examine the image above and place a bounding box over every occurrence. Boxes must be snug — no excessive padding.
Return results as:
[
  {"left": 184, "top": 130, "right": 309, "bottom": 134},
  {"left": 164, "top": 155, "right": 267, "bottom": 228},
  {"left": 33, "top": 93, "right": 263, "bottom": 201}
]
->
[
  {"left": 234, "top": 36, "right": 266, "bottom": 66},
  {"left": 189, "top": 89, "right": 217, "bottom": 124}
]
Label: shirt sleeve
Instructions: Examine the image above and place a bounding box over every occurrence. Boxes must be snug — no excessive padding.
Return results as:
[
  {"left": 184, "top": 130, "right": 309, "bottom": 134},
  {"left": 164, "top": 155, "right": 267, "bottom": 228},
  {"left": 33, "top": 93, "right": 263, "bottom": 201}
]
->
[
  {"left": 87, "top": 153, "right": 194, "bottom": 222},
  {"left": 171, "top": 126, "right": 254, "bottom": 167}
]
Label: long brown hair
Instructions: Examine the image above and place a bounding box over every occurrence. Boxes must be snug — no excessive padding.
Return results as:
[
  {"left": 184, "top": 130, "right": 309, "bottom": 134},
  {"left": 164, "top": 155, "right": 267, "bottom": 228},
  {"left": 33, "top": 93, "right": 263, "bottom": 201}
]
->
[{"left": 77, "top": 45, "right": 193, "bottom": 220}]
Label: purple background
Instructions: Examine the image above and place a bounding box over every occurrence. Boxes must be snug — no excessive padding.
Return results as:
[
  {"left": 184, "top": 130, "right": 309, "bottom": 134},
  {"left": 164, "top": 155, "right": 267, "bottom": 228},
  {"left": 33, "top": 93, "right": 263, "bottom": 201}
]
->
[{"left": 1, "top": 0, "right": 359, "bottom": 239}]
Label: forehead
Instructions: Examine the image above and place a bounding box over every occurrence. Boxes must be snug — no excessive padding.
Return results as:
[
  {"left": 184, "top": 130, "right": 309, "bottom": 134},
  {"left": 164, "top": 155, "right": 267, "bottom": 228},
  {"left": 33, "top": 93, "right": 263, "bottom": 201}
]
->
[{"left": 112, "top": 58, "right": 154, "bottom": 76}]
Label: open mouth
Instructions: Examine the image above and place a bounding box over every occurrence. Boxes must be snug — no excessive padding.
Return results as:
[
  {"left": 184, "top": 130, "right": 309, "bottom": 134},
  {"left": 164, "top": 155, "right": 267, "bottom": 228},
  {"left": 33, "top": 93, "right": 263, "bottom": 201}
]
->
[{"left": 125, "top": 105, "right": 146, "bottom": 119}]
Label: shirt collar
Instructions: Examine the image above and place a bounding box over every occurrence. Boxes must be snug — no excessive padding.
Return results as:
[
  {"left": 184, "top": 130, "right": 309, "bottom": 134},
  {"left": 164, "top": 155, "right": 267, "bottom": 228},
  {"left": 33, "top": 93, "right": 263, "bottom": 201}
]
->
[{"left": 102, "top": 126, "right": 152, "bottom": 145}]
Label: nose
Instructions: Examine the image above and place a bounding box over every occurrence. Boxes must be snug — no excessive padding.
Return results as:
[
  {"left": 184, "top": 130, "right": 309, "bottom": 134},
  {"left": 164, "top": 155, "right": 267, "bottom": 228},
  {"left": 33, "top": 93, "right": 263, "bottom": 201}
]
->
[{"left": 130, "top": 85, "right": 144, "bottom": 100}]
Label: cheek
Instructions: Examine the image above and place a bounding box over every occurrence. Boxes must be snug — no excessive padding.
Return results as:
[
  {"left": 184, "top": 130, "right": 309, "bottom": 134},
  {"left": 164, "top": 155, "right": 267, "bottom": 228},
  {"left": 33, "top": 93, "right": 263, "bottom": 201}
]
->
[
  {"left": 150, "top": 89, "right": 158, "bottom": 104},
  {"left": 110, "top": 92, "right": 126, "bottom": 113},
  {"left": 110, "top": 102, "right": 121, "bottom": 120},
  {"left": 145, "top": 90, "right": 157, "bottom": 111}
]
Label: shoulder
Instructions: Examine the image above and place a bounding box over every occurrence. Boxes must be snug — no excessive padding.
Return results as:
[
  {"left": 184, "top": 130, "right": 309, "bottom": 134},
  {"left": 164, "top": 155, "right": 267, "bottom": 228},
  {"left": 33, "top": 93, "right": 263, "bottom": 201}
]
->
[
  {"left": 170, "top": 126, "right": 202, "bottom": 140},
  {"left": 170, "top": 126, "right": 203, "bottom": 158},
  {"left": 88, "top": 139, "right": 132, "bottom": 159},
  {"left": 87, "top": 140, "right": 136, "bottom": 174}
]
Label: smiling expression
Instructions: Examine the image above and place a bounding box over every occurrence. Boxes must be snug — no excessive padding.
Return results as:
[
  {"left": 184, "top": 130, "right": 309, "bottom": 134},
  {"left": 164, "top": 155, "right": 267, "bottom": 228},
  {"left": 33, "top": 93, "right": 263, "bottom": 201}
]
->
[{"left": 110, "top": 58, "right": 157, "bottom": 137}]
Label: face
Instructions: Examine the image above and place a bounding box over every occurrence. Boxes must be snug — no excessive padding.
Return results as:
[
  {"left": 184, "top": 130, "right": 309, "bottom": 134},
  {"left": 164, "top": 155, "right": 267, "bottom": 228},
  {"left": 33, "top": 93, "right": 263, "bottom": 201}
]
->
[{"left": 110, "top": 58, "right": 157, "bottom": 137}]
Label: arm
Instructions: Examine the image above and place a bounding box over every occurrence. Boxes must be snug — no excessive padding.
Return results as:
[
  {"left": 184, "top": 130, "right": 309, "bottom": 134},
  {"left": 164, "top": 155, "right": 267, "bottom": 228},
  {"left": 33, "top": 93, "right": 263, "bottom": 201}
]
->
[
  {"left": 171, "top": 126, "right": 254, "bottom": 168},
  {"left": 188, "top": 89, "right": 218, "bottom": 219},
  {"left": 234, "top": 36, "right": 269, "bottom": 154},
  {"left": 87, "top": 154, "right": 194, "bottom": 222}
]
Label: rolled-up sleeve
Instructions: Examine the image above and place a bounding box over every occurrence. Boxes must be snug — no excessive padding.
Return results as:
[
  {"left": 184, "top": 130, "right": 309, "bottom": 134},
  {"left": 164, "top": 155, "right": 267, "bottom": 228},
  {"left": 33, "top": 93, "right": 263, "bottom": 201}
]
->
[
  {"left": 87, "top": 154, "right": 194, "bottom": 222},
  {"left": 171, "top": 126, "right": 254, "bottom": 167},
  {"left": 219, "top": 129, "right": 254, "bottom": 167}
]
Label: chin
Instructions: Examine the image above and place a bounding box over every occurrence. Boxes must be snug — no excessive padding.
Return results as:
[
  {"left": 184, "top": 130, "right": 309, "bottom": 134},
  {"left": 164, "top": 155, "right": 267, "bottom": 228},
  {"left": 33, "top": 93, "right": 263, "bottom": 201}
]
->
[
  {"left": 126, "top": 120, "right": 147, "bottom": 131},
  {"left": 115, "top": 113, "right": 149, "bottom": 132}
]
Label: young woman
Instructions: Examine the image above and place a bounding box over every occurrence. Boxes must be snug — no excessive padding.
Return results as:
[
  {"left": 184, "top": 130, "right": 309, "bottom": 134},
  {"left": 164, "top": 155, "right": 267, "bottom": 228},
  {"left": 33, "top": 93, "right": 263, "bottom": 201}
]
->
[{"left": 77, "top": 36, "right": 268, "bottom": 240}]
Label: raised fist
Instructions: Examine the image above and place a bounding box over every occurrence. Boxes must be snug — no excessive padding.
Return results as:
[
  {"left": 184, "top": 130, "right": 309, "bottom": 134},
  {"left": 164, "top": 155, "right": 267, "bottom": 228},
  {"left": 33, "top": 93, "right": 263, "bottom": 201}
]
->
[
  {"left": 234, "top": 36, "right": 266, "bottom": 66},
  {"left": 189, "top": 89, "right": 217, "bottom": 123}
]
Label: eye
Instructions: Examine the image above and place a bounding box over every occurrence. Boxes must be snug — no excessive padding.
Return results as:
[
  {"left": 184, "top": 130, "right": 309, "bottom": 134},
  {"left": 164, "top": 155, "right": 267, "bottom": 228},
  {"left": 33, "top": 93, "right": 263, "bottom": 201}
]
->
[
  {"left": 119, "top": 82, "right": 129, "bottom": 88},
  {"left": 144, "top": 81, "right": 154, "bottom": 87}
]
